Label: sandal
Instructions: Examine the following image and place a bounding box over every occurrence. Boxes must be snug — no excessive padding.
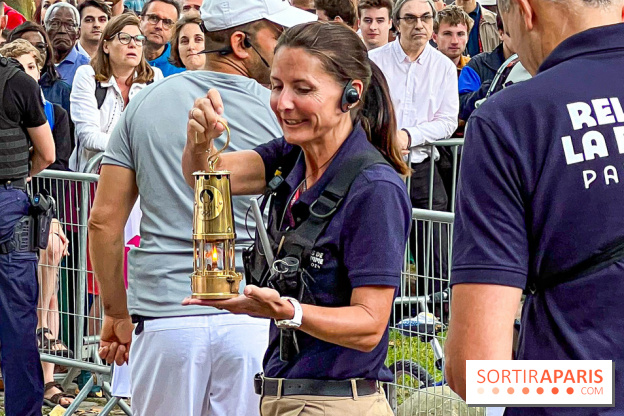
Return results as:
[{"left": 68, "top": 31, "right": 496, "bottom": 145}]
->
[
  {"left": 36, "top": 328, "right": 74, "bottom": 359},
  {"left": 43, "top": 381, "right": 75, "bottom": 408}
]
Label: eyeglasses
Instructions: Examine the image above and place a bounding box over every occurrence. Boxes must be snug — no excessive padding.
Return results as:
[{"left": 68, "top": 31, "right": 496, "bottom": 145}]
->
[
  {"left": 143, "top": 13, "right": 175, "bottom": 29},
  {"left": 46, "top": 20, "right": 79, "bottom": 32},
  {"left": 397, "top": 13, "right": 434, "bottom": 25},
  {"left": 182, "top": 4, "right": 201, "bottom": 12},
  {"left": 110, "top": 32, "right": 147, "bottom": 46}
]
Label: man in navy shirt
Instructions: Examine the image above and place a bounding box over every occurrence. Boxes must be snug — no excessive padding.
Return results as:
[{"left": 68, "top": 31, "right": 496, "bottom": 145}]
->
[{"left": 444, "top": 0, "right": 624, "bottom": 413}]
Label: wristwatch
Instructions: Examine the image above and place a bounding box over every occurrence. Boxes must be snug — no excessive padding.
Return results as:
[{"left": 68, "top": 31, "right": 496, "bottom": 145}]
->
[{"left": 275, "top": 297, "right": 303, "bottom": 329}]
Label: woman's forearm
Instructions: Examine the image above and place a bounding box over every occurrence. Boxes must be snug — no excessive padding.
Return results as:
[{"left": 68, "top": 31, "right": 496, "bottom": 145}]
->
[
  {"left": 299, "top": 303, "right": 390, "bottom": 352},
  {"left": 296, "top": 286, "right": 396, "bottom": 352}
]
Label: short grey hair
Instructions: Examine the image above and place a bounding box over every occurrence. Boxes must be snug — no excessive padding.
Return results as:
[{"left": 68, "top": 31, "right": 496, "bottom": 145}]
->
[
  {"left": 392, "top": 0, "right": 437, "bottom": 22},
  {"left": 44, "top": 2, "right": 81, "bottom": 27}
]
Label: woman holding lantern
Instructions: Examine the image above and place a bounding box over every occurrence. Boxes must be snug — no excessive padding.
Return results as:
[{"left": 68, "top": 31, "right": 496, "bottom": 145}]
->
[{"left": 182, "top": 22, "right": 411, "bottom": 415}]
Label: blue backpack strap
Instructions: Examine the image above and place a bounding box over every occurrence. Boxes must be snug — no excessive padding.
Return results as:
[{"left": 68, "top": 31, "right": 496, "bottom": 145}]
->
[{"left": 44, "top": 100, "right": 55, "bottom": 132}]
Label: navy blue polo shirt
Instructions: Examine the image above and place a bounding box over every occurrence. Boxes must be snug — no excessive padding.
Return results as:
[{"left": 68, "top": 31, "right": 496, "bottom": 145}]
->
[
  {"left": 254, "top": 124, "right": 411, "bottom": 381},
  {"left": 452, "top": 24, "right": 624, "bottom": 415},
  {"left": 466, "top": 4, "right": 481, "bottom": 57}
]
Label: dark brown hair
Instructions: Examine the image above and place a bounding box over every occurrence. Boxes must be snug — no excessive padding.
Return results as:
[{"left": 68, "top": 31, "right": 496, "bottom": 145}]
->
[
  {"left": 169, "top": 14, "right": 202, "bottom": 68},
  {"left": 358, "top": 0, "right": 393, "bottom": 16},
  {"left": 276, "top": 21, "right": 409, "bottom": 176},
  {"left": 141, "top": 0, "right": 180, "bottom": 19},
  {"left": 8, "top": 22, "right": 58, "bottom": 81},
  {"left": 202, "top": 19, "right": 270, "bottom": 53},
  {"left": 78, "top": 0, "right": 112, "bottom": 19},
  {"left": 433, "top": 5, "right": 473, "bottom": 33},
  {"left": 91, "top": 13, "right": 155, "bottom": 85},
  {"left": 314, "top": 0, "right": 358, "bottom": 28}
]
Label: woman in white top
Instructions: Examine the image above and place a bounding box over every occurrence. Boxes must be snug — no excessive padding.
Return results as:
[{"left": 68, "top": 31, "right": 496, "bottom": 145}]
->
[{"left": 70, "top": 13, "right": 163, "bottom": 172}]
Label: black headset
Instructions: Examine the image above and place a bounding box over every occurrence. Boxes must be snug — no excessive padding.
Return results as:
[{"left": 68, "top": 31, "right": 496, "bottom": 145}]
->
[
  {"left": 199, "top": 32, "right": 270, "bottom": 68},
  {"left": 341, "top": 80, "right": 360, "bottom": 113}
]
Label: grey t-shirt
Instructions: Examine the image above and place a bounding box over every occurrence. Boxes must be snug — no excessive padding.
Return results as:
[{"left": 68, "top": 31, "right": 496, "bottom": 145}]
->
[{"left": 102, "top": 71, "right": 282, "bottom": 318}]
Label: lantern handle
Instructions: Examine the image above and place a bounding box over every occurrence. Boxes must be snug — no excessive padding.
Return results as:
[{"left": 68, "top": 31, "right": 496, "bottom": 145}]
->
[{"left": 208, "top": 120, "right": 230, "bottom": 171}]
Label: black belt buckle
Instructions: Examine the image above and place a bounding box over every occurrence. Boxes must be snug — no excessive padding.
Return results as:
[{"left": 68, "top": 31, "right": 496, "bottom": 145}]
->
[{"left": 254, "top": 373, "right": 264, "bottom": 396}]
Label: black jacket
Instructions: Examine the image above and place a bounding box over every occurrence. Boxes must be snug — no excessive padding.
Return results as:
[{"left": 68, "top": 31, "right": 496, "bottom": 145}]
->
[{"left": 458, "top": 43, "right": 506, "bottom": 120}]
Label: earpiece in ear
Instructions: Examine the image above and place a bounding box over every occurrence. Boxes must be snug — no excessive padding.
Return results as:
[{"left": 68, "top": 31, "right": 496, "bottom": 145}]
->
[
  {"left": 243, "top": 35, "right": 252, "bottom": 49},
  {"left": 341, "top": 80, "right": 360, "bottom": 113}
]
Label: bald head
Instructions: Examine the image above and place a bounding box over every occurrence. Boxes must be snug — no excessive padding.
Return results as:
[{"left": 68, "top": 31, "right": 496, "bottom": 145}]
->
[{"left": 498, "top": 0, "right": 623, "bottom": 75}]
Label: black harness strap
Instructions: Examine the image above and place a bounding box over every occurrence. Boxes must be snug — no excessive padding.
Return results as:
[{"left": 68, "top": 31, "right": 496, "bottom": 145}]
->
[
  {"left": 95, "top": 81, "right": 107, "bottom": 110},
  {"left": 526, "top": 236, "right": 624, "bottom": 294},
  {"left": 95, "top": 79, "right": 154, "bottom": 110},
  {"left": 272, "top": 149, "right": 390, "bottom": 361},
  {"left": 279, "top": 150, "right": 390, "bottom": 264}
]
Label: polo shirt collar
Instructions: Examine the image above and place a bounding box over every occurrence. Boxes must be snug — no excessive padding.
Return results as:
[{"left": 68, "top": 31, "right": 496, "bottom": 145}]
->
[
  {"left": 392, "top": 38, "right": 433, "bottom": 65},
  {"left": 538, "top": 23, "right": 624, "bottom": 74},
  {"left": 285, "top": 123, "right": 372, "bottom": 210},
  {"left": 151, "top": 43, "right": 171, "bottom": 64},
  {"left": 61, "top": 46, "right": 80, "bottom": 64},
  {"left": 75, "top": 41, "right": 88, "bottom": 57}
]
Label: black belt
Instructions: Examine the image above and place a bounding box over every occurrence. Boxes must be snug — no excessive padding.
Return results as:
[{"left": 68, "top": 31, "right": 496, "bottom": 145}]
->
[
  {"left": 254, "top": 373, "right": 380, "bottom": 397},
  {"left": 0, "top": 178, "right": 26, "bottom": 190}
]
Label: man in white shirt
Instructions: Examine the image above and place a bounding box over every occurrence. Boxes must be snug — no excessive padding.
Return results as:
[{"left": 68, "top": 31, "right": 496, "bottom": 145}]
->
[
  {"left": 369, "top": 0, "right": 458, "bottom": 291},
  {"left": 76, "top": 0, "right": 110, "bottom": 58}
]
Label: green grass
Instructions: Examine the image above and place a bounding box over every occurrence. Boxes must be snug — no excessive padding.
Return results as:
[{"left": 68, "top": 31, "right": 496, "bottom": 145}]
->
[
  {"left": 385, "top": 329, "right": 447, "bottom": 406},
  {"left": 386, "top": 329, "right": 445, "bottom": 382}
]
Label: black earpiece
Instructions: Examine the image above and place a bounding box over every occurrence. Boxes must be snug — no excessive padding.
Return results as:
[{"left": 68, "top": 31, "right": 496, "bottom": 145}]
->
[
  {"left": 199, "top": 32, "right": 269, "bottom": 68},
  {"left": 341, "top": 80, "right": 360, "bottom": 112},
  {"left": 243, "top": 35, "right": 252, "bottom": 49},
  {"left": 243, "top": 33, "right": 270, "bottom": 68}
]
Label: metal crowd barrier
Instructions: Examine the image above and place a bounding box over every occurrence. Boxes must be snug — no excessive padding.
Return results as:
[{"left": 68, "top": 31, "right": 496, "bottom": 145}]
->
[
  {"left": 30, "top": 153, "right": 131, "bottom": 416},
  {"left": 27, "top": 138, "right": 464, "bottom": 415},
  {"left": 426, "top": 138, "right": 464, "bottom": 212},
  {"left": 385, "top": 208, "right": 486, "bottom": 416}
]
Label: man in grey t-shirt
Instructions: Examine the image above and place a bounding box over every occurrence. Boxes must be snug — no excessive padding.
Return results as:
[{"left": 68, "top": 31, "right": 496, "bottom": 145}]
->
[{"left": 88, "top": 1, "right": 316, "bottom": 415}]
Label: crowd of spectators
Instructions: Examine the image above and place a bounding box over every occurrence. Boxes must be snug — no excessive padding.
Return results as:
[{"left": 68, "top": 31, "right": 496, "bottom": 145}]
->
[{"left": 0, "top": 0, "right": 532, "bottom": 413}]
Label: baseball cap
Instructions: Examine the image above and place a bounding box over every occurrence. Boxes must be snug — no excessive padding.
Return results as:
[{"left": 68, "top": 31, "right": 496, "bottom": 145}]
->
[{"left": 201, "top": 0, "right": 318, "bottom": 32}]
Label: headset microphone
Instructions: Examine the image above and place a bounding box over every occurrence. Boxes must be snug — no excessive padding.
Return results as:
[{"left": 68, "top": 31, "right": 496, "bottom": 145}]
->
[
  {"left": 341, "top": 80, "right": 360, "bottom": 113},
  {"left": 199, "top": 33, "right": 269, "bottom": 68},
  {"left": 244, "top": 35, "right": 270, "bottom": 68}
]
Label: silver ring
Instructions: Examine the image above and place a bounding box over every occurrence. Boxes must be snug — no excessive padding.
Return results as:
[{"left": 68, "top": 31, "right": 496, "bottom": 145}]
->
[{"left": 191, "top": 108, "right": 200, "bottom": 120}]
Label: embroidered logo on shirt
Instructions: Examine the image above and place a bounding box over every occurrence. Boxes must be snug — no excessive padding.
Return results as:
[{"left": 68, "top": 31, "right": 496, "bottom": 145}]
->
[{"left": 310, "top": 250, "right": 324, "bottom": 269}]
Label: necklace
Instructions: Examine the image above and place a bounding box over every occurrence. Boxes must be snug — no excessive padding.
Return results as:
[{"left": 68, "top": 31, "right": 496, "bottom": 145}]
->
[
  {"left": 296, "top": 145, "right": 341, "bottom": 195},
  {"left": 279, "top": 146, "right": 342, "bottom": 231}
]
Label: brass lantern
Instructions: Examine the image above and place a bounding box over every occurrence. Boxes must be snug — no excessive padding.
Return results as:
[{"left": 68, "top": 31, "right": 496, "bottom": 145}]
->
[{"left": 191, "top": 123, "right": 242, "bottom": 299}]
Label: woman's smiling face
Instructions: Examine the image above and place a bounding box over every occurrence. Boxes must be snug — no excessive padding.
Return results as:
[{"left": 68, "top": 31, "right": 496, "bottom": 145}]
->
[{"left": 269, "top": 46, "right": 346, "bottom": 147}]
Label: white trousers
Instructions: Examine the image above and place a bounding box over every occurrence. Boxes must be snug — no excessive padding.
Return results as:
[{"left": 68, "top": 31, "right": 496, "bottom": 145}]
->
[{"left": 129, "top": 314, "right": 270, "bottom": 416}]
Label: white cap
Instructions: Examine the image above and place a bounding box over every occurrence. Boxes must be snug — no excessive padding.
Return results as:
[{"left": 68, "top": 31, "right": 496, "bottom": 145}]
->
[
  {"left": 477, "top": 0, "right": 497, "bottom": 6},
  {"left": 201, "top": 0, "right": 318, "bottom": 32}
]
